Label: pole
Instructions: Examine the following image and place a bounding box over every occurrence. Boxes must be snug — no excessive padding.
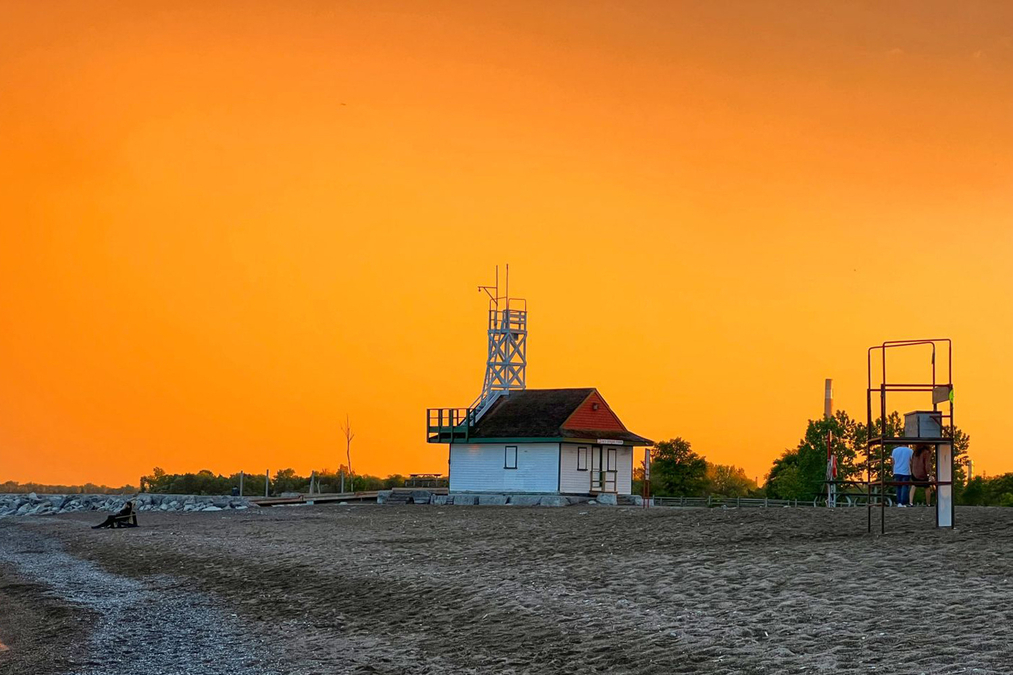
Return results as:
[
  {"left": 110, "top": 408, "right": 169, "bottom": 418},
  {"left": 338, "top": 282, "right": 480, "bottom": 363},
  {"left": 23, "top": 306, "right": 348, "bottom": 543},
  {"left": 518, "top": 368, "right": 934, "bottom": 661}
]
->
[
  {"left": 265, "top": 469, "right": 270, "bottom": 498},
  {"left": 643, "top": 447, "right": 651, "bottom": 508},
  {"left": 341, "top": 414, "right": 355, "bottom": 494},
  {"left": 881, "top": 384, "right": 887, "bottom": 534},
  {"left": 825, "top": 379, "right": 836, "bottom": 508},
  {"left": 239, "top": 471, "right": 244, "bottom": 497}
]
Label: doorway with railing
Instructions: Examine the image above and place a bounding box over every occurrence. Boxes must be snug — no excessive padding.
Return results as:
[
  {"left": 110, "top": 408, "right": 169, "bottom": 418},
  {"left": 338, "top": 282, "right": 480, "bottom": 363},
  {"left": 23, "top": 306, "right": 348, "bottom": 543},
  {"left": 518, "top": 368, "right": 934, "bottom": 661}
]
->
[{"left": 589, "top": 445, "right": 618, "bottom": 493}]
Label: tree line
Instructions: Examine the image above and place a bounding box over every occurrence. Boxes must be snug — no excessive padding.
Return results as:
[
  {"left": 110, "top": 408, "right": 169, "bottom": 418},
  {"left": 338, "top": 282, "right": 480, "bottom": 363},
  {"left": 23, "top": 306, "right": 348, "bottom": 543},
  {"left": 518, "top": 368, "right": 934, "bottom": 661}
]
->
[
  {"left": 138, "top": 466, "right": 445, "bottom": 496},
  {"left": 959, "top": 475, "right": 1013, "bottom": 507},
  {"left": 764, "top": 410, "right": 971, "bottom": 502},
  {"left": 0, "top": 480, "right": 137, "bottom": 495},
  {"left": 645, "top": 409, "right": 1013, "bottom": 507},
  {"left": 635, "top": 438, "right": 760, "bottom": 499}
]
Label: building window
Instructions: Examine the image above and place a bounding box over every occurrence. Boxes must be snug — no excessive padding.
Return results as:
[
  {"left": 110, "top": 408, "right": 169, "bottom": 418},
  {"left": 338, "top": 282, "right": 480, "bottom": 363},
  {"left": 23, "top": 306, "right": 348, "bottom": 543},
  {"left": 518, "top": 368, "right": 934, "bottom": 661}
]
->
[
  {"left": 606, "top": 447, "right": 617, "bottom": 471},
  {"left": 577, "top": 446, "right": 588, "bottom": 471},
  {"left": 505, "top": 445, "right": 518, "bottom": 469}
]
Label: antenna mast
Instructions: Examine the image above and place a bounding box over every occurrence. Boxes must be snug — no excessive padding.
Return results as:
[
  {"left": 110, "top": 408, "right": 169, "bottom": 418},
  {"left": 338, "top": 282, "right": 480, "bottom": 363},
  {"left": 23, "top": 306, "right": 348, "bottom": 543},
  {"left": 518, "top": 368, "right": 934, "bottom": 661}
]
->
[{"left": 473, "top": 264, "right": 527, "bottom": 418}]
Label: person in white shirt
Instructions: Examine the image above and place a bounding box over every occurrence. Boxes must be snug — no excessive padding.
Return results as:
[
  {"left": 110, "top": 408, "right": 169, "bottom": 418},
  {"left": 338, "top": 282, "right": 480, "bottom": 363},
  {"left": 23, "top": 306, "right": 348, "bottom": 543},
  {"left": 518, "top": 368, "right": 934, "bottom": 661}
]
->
[{"left": 891, "top": 445, "right": 914, "bottom": 507}]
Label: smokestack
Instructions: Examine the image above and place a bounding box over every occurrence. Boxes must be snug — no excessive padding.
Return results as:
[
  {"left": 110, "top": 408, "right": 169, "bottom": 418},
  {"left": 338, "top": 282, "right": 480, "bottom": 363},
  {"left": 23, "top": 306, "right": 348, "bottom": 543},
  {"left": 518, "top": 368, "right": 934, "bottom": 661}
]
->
[{"left": 824, "top": 378, "right": 833, "bottom": 420}]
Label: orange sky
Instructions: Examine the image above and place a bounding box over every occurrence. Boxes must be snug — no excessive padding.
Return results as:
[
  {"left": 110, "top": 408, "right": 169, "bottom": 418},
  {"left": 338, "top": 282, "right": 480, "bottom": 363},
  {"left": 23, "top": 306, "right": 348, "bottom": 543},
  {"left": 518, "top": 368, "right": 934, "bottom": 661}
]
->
[{"left": 1, "top": 1, "right": 1011, "bottom": 487}]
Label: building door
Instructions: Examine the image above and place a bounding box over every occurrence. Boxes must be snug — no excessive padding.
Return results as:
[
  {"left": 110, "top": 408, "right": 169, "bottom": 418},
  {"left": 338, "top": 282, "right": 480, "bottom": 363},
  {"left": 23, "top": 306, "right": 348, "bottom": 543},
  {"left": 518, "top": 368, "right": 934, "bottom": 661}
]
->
[
  {"left": 604, "top": 447, "right": 617, "bottom": 493},
  {"left": 590, "top": 445, "right": 618, "bottom": 494}
]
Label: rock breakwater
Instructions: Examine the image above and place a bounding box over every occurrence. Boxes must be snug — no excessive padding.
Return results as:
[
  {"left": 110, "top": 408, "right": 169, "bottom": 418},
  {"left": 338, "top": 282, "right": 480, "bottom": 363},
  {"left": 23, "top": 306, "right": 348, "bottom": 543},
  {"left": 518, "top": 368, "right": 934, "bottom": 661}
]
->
[{"left": 0, "top": 493, "right": 252, "bottom": 518}]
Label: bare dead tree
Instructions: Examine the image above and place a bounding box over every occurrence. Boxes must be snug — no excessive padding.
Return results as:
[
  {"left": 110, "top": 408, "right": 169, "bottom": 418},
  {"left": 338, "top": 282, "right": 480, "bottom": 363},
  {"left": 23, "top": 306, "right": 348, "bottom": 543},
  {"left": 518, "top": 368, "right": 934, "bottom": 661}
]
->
[{"left": 341, "top": 414, "right": 355, "bottom": 492}]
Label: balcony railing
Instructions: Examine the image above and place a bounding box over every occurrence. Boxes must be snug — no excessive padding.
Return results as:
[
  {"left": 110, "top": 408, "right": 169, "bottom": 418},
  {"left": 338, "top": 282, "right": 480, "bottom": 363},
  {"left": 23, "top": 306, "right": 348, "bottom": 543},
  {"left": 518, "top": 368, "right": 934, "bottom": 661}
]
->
[{"left": 426, "top": 407, "right": 476, "bottom": 443}]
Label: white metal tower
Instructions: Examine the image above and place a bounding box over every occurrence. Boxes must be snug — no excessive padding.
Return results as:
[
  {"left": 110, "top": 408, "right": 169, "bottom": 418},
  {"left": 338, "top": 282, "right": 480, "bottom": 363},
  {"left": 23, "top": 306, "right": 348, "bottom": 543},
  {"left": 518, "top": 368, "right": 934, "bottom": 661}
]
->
[{"left": 472, "top": 265, "right": 527, "bottom": 419}]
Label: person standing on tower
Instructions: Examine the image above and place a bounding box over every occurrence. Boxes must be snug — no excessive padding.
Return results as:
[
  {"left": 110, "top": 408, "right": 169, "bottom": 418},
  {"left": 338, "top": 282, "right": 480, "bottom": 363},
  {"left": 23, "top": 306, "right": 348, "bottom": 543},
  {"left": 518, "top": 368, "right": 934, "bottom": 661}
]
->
[
  {"left": 909, "top": 444, "right": 933, "bottom": 506},
  {"left": 891, "top": 444, "right": 914, "bottom": 507}
]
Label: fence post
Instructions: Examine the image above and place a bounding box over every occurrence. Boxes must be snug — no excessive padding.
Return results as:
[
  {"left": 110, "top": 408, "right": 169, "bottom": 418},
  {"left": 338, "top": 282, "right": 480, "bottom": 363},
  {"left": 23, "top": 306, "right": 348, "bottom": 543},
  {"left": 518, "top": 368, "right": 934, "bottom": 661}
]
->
[
  {"left": 265, "top": 469, "right": 270, "bottom": 497},
  {"left": 340, "top": 470, "right": 345, "bottom": 494},
  {"left": 239, "top": 471, "right": 244, "bottom": 496}
]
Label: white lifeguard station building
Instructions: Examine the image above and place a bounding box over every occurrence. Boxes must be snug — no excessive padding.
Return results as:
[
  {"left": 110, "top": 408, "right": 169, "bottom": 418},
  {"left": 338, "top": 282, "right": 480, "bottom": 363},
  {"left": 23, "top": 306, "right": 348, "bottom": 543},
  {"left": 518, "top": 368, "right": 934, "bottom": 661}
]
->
[{"left": 426, "top": 268, "right": 652, "bottom": 496}]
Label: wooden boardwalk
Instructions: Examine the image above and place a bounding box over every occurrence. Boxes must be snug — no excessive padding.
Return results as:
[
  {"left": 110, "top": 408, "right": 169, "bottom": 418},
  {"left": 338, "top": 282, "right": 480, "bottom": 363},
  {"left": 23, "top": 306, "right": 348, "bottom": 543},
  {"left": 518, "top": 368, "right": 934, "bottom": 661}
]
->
[
  {"left": 252, "top": 487, "right": 448, "bottom": 507},
  {"left": 252, "top": 491, "right": 379, "bottom": 506}
]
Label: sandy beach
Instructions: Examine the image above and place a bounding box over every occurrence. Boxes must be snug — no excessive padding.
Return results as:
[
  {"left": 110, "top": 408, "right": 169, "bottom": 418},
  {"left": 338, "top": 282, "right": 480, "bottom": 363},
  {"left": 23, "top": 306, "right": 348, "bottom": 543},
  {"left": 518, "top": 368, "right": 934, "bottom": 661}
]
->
[{"left": 2, "top": 505, "right": 1012, "bottom": 674}]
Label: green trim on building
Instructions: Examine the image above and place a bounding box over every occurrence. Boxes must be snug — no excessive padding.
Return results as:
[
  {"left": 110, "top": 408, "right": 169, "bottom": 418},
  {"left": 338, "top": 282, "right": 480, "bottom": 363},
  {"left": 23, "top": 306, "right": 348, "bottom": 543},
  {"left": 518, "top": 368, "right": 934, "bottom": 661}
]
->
[
  {"left": 451, "top": 437, "right": 645, "bottom": 447},
  {"left": 453, "top": 437, "right": 565, "bottom": 444}
]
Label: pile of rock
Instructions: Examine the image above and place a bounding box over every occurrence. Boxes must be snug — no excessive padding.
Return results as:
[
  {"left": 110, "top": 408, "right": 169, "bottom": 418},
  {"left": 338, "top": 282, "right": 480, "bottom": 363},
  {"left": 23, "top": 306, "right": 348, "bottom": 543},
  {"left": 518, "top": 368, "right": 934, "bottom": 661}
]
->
[
  {"left": 431, "top": 494, "right": 573, "bottom": 507},
  {"left": 376, "top": 491, "right": 650, "bottom": 506},
  {"left": 0, "top": 493, "right": 252, "bottom": 518},
  {"left": 131, "top": 494, "right": 252, "bottom": 513}
]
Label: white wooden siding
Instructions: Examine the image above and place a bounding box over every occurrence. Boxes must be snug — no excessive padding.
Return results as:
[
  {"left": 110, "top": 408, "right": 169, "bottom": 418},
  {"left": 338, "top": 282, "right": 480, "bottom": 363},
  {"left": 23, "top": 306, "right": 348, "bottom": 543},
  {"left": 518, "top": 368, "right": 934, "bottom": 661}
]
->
[
  {"left": 559, "top": 443, "right": 592, "bottom": 493},
  {"left": 449, "top": 443, "right": 560, "bottom": 493},
  {"left": 559, "top": 443, "right": 635, "bottom": 495},
  {"left": 616, "top": 446, "right": 633, "bottom": 495}
]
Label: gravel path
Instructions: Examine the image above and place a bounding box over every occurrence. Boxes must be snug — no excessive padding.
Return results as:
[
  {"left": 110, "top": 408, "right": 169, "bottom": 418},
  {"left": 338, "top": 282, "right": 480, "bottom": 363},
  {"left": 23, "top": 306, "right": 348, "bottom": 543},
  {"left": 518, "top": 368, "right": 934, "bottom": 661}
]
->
[{"left": 0, "top": 525, "right": 283, "bottom": 675}]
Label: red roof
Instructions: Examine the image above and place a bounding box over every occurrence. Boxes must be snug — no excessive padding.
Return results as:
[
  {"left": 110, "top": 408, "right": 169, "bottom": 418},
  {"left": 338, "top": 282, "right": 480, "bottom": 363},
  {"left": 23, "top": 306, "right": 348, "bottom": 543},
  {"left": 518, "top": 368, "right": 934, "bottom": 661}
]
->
[{"left": 468, "top": 388, "right": 653, "bottom": 445}]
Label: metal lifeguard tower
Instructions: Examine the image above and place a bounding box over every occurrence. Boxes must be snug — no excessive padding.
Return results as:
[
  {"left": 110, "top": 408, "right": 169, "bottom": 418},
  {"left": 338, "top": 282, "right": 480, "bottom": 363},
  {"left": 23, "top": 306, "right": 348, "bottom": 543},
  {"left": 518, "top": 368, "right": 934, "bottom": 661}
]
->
[
  {"left": 472, "top": 264, "right": 528, "bottom": 419},
  {"left": 866, "top": 339, "right": 955, "bottom": 533},
  {"left": 426, "top": 265, "right": 527, "bottom": 443}
]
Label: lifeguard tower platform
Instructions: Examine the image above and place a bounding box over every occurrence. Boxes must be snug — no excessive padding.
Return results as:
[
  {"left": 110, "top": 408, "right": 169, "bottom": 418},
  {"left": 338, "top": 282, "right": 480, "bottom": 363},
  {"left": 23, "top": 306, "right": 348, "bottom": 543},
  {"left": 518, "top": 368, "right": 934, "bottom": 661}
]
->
[{"left": 866, "top": 339, "right": 955, "bottom": 533}]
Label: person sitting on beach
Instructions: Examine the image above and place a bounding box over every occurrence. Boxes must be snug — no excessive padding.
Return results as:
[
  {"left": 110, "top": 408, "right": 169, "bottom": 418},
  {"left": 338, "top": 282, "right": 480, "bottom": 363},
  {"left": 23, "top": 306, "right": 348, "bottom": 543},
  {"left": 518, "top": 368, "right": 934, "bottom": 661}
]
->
[
  {"left": 92, "top": 500, "right": 136, "bottom": 529},
  {"left": 909, "top": 444, "right": 933, "bottom": 507},
  {"left": 891, "top": 444, "right": 913, "bottom": 508}
]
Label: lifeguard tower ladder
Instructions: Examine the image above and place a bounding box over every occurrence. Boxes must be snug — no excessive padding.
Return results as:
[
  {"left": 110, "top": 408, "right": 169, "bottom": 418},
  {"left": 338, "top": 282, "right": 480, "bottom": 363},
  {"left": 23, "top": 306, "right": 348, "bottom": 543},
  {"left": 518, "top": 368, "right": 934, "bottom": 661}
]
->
[
  {"left": 866, "top": 339, "right": 955, "bottom": 533},
  {"left": 426, "top": 265, "right": 527, "bottom": 443}
]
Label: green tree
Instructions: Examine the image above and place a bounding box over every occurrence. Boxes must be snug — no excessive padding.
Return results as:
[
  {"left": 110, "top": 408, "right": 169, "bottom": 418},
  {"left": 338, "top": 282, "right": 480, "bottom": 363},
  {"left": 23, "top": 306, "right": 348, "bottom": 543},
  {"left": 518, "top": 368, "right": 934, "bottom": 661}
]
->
[
  {"left": 271, "top": 468, "right": 309, "bottom": 494},
  {"left": 765, "top": 458, "right": 808, "bottom": 500},
  {"left": 961, "top": 476, "right": 987, "bottom": 505},
  {"left": 704, "top": 463, "right": 757, "bottom": 498},
  {"left": 651, "top": 438, "right": 707, "bottom": 497},
  {"left": 856, "top": 415, "right": 971, "bottom": 498},
  {"left": 944, "top": 426, "right": 971, "bottom": 497},
  {"left": 137, "top": 467, "right": 440, "bottom": 497},
  {"left": 767, "top": 411, "right": 861, "bottom": 500},
  {"left": 854, "top": 412, "right": 906, "bottom": 484},
  {"left": 959, "top": 473, "right": 1013, "bottom": 506},
  {"left": 770, "top": 409, "right": 974, "bottom": 503}
]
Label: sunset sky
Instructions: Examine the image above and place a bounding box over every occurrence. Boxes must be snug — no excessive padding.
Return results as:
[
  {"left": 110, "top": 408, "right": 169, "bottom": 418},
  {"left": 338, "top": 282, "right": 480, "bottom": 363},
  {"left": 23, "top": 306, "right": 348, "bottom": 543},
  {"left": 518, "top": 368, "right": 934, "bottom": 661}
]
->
[{"left": 1, "top": 1, "right": 1011, "bottom": 487}]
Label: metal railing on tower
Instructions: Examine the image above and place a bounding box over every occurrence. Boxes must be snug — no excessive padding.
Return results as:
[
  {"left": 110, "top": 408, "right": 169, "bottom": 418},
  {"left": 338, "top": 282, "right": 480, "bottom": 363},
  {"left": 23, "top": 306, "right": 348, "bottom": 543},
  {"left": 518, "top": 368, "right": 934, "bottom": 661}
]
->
[
  {"left": 471, "top": 264, "right": 527, "bottom": 419},
  {"left": 426, "top": 265, "right": 528, "bottom": 443}
]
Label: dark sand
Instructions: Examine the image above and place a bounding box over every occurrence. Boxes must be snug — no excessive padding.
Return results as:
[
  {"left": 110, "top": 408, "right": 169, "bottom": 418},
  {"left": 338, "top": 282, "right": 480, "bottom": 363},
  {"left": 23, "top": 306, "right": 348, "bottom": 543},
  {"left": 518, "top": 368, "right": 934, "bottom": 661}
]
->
[{"left": 2, "top": 505, "right": 1012, "bottom": 674}]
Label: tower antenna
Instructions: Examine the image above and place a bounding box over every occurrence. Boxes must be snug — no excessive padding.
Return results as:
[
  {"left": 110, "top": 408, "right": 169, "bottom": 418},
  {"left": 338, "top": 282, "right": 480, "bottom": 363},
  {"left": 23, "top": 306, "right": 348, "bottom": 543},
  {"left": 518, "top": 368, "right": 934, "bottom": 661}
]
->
[{"left": 472, "top": 264, "right": 527, "bottom": 419}]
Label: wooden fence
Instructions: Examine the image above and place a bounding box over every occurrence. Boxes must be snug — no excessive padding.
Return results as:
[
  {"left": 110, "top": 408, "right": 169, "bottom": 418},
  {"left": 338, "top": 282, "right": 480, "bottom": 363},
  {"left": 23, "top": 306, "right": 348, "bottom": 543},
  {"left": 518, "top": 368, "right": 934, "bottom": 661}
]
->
[{"left": 654, "top": 494, "right": 893, "bottom": 508}]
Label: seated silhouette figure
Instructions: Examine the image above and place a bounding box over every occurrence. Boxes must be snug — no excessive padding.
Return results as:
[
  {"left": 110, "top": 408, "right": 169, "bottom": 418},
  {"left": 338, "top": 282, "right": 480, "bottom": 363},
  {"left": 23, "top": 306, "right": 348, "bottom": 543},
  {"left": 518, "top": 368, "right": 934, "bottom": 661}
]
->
[{"left": 92, "top": 500, "right": 138, "bottom": 529}]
